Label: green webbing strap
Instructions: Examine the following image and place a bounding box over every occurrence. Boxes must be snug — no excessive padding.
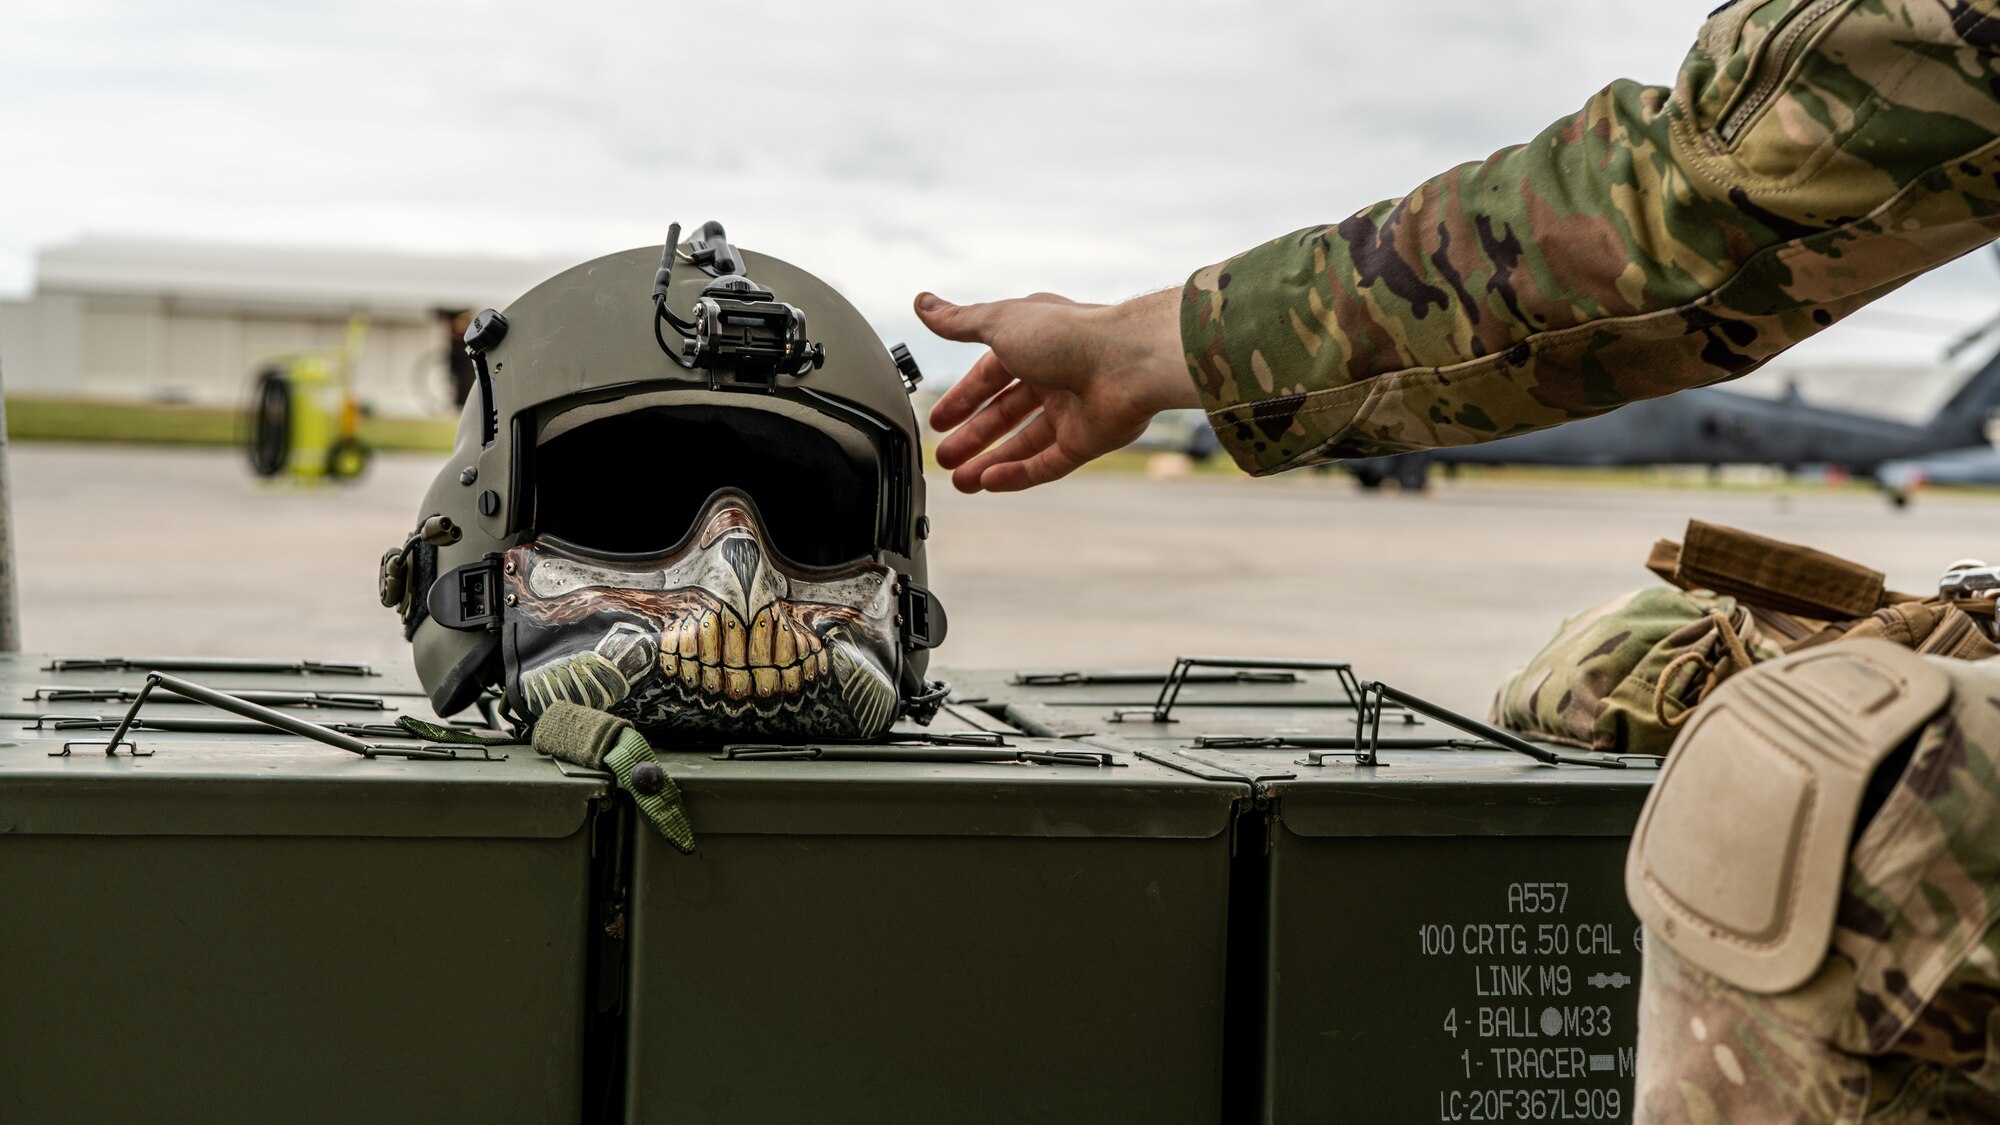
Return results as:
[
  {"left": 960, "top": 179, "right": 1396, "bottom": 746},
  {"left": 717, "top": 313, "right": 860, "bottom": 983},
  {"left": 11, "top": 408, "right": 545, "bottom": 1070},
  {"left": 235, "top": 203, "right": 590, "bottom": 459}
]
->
[
  {"left": 602, "top": 728, "right": 696, "bottom": 853},
  {"left": 532, "top": 702, "right": 628, "bottom": 766},
  {"left": 531, "top": 702, "right": 695, "bottom": 853}
]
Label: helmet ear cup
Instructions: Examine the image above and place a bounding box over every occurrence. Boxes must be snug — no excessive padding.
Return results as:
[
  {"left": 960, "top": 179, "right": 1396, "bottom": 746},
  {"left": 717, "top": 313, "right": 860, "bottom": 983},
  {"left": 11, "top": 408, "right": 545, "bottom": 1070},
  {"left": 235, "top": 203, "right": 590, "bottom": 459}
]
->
[{"left": 420, "top": 632, "right": 502, "bottom": 717}]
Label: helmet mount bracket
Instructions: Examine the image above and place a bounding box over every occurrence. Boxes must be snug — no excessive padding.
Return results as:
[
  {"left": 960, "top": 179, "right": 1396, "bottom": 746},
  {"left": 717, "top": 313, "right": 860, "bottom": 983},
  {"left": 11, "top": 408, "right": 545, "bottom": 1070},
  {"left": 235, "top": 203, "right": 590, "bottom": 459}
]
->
[{"left": 653, "top": 221, "right": 826, "bottom": 389}]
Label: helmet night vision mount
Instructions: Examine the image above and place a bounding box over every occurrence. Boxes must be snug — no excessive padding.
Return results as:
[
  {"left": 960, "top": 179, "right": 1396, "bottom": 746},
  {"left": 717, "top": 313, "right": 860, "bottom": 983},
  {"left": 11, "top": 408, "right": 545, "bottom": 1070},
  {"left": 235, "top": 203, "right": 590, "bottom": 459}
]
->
[
  {"left": 380, "top": 222, "right": 947, "bottom": 741},
  {"left": 652, "top": 220, "right": 826, "bottom": 389}
]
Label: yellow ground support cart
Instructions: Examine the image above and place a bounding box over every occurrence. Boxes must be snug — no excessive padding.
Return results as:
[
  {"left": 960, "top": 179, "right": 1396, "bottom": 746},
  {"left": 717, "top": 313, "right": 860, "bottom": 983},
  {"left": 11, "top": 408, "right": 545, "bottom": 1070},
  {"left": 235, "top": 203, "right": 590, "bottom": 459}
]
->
[{"left": 243, "top": 317, "right": 371, "bottom": 482}]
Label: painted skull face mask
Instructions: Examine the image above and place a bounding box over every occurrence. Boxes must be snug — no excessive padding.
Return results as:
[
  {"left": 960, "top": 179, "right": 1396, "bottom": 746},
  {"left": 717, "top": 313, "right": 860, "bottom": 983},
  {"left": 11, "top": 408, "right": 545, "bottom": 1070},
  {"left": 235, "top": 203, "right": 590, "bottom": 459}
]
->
[{"left": 503, "top": 489, "right": 905, "bottom": 741}]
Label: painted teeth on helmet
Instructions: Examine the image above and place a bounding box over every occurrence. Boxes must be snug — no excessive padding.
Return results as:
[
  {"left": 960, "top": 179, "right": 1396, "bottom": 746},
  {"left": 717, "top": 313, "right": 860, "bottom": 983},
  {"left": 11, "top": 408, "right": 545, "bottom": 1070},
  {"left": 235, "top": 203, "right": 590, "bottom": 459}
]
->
[
  {"left": 564, "top": 666, "right": 592, "bottom": 709},
  {"left": 587, "top": 662, "right": 623, "bottom": 706},
  {"left": 697, "top": 612, "right": 721, "bottom": 667},
  {"left": 651, "top": 610, "right": 859, "bottom": 706},
  {"left": 722, "top": 667, "right": 751, "bottom": 701},
  {"left": 722, "top": 613, "right": 746, "bottom": 668},
  {"left": 831, "top": 641, "right": 897, "bottom": 736}
]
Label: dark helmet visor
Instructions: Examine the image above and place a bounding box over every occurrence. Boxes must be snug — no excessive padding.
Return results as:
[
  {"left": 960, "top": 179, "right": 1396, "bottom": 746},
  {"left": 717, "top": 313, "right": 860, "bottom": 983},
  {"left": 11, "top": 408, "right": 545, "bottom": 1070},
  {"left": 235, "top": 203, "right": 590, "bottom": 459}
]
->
[{"left": 532, "top": 403, "right": 881, "bottom": 569}]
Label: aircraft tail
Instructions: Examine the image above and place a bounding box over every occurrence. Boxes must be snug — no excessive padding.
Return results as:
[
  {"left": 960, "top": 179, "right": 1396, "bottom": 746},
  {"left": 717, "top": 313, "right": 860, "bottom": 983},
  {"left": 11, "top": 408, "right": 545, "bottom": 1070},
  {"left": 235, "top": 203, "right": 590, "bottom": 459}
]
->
[{"left": 1927, "top": 349, "right": 2000, "bottom": 444}]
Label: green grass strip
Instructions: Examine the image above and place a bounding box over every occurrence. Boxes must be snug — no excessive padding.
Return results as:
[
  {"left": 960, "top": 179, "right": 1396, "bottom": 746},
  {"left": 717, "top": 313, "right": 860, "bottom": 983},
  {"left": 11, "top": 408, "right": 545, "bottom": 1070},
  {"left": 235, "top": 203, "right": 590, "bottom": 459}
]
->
[{"left": 5, "top": 396, "right": 455, "bottom": 452}]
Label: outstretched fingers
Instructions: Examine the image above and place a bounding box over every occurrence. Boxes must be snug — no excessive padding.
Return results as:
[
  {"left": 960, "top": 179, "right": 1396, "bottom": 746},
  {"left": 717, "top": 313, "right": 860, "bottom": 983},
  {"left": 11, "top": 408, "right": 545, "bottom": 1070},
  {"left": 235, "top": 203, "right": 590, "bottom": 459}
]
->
[
  {"left": 929, "top": 349, "right": 1013, "bottom": 432},
  {"left": 951, "top": 411, "right": 1058, "bottom": 494},
  {"left": 979, "top": 442, "right": 1083, "bottom": 493},
  {"left": 934, "top": 380, "right": 1041, "bottom": 470}
]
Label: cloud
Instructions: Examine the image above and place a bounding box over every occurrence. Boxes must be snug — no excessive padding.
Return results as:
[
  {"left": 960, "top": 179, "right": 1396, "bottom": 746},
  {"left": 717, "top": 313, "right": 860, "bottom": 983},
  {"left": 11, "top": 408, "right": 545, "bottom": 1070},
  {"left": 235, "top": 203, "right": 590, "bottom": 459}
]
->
[{"left": 2, "top": 0, "right": 1993, "bottom": 380}]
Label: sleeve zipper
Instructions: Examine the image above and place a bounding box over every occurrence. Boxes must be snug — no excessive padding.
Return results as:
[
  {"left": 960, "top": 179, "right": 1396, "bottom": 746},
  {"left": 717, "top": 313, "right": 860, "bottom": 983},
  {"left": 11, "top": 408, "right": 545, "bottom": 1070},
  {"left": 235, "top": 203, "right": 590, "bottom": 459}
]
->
[{"left": 1718, "top": 0, "right": 1846, "bottom": 144}]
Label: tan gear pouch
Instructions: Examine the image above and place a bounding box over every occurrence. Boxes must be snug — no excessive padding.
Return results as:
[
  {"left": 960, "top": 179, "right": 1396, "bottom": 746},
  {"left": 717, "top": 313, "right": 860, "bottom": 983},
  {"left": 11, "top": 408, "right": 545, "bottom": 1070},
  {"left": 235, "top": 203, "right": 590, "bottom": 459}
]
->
[
  {"left": 1625, "top": 639, "right": 1949, "bottom": 994},
  {"left": 1646, "top": 521, "right": 1998, "bottom": 660},
  {"left": 1493, "top": 521, "right": 1994, "bottom": 757},
  {"left": 1648, "top": 520, "right": 1892, "bottom": 620}
]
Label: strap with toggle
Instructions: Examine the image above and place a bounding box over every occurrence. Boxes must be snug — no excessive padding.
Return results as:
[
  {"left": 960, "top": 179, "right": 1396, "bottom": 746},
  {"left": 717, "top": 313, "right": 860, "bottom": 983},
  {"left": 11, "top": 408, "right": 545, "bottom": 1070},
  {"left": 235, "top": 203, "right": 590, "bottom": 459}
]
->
[{"left": 531, "top": 701, "right": 695, "bottom": 853}]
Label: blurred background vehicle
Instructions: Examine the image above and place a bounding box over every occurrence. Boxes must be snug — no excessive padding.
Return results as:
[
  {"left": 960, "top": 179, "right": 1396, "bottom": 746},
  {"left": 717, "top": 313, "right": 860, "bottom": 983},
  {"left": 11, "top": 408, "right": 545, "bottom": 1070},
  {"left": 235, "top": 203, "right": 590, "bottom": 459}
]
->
[{"left": 241, "top": 315, "right": 372, "bottom": 482}]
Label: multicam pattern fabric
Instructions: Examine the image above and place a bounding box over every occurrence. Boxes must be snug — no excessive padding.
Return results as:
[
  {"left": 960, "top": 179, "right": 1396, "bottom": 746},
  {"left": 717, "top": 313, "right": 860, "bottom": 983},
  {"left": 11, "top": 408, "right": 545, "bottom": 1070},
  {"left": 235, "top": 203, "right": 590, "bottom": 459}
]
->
[
  {"left": 1491, "top": 586, "right": 1785, "bottom": 757},
  {"left": 1634, "top": 655, "right": 2000, "bottom": 1122},
  {"left": 1181, "top": 0, "right": 2000, "bottom": 474}
]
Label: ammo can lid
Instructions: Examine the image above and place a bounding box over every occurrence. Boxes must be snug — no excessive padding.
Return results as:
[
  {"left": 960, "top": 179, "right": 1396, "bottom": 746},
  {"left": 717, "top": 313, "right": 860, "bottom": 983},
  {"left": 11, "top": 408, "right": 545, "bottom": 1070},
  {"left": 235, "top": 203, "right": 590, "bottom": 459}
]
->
[
  {"left": 1258, "top": 750, "right": 1655, "bottom": 838},
  {"left": 1, "top": 653, "right": 602, "bottom": 839},
  {"left": 963, "top": 659, "right": 1656, "bottom": 838},
  {"left": 11, "top": 654, "right": 430, "bottom": 696},
  {"left": 660, "top": 739, "right": 1244, "bottom": 839},
  {"left": 949, "top": 666, "right": 1346, "bottom": 711},
  {"left": 0, "top": 742, "right": 604, "bottom": 839}
]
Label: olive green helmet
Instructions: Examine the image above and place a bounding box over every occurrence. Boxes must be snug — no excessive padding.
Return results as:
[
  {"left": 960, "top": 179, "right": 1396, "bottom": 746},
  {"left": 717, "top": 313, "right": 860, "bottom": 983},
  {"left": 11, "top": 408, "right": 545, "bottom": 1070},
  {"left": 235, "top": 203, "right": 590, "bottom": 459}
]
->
[{"left": 379, "top": 223, "right": 946, "bottom": 739}]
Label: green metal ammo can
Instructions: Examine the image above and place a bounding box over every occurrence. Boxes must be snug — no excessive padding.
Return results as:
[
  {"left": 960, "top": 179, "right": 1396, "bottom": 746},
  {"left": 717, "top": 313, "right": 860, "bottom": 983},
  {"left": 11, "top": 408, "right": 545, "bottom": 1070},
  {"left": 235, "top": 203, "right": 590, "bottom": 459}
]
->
[
  {"left": 618, "top": 707, "right": 1246, "bottom": 1123},
  {"left": 959, "top": 658, "right": 1655, "bottom": 1123},
  {"left": 0, "top": 654, "right": 607, "bottom": 1124}
]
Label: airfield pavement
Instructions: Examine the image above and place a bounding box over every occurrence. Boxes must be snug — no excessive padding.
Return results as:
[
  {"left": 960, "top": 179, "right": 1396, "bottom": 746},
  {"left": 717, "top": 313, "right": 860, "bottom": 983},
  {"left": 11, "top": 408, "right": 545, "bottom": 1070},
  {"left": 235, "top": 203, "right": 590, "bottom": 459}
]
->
[{"left": 12, "top": 443, "right": 2000, "bottom": 715}]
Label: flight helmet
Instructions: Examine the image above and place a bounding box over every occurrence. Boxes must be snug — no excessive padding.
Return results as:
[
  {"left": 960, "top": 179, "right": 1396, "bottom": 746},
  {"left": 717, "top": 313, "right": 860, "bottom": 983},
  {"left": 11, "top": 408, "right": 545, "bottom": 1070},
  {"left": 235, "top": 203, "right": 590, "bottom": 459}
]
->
[{"left": 378, "top": 222, "right": 947, "bottom": 740}]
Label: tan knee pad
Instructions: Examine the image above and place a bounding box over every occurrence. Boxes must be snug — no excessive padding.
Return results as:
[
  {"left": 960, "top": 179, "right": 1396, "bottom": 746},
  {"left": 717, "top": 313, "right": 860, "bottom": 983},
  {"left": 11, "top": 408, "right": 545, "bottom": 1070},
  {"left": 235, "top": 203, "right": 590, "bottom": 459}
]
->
[{"left": 1625, "top": 639, "right": 1948, "bottom": 993}]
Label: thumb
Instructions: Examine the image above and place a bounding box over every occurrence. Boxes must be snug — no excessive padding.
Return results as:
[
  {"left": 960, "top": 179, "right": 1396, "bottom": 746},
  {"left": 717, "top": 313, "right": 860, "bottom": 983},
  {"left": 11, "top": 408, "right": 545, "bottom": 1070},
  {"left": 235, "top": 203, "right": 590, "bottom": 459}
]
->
[{"left": 914, "top": 292, "right": 995, "bottom": 344}]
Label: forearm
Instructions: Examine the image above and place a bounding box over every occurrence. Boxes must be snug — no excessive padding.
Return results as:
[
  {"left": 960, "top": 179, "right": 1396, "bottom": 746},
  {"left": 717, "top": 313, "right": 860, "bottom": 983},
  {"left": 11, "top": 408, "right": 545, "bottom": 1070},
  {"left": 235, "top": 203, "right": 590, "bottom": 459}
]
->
[{"left": 1185, "top": 0, "right": 2000, "bottom": 475}]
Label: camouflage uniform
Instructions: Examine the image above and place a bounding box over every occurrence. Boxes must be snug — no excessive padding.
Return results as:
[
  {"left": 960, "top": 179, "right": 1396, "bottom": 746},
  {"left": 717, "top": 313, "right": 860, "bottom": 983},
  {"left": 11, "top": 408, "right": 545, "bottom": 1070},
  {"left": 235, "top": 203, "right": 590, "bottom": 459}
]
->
[
  {"left": 1490, "top": 586, "right": 1787, "bottom": 758},
  {"left": 1175, "top": 1, "right": 2000, "bottom": 1117},
  {"left": 1181, "top": 0, "right": 2000, "bottom": 474}
]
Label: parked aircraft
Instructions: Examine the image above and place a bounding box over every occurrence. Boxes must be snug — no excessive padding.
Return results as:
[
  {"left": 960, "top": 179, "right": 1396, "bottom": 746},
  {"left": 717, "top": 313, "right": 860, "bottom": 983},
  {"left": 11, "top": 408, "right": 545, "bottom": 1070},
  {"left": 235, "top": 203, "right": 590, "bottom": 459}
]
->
[
  {"left": 1879, "top": 443, "right": 2000, "bottom": 501},
  {"left": 1342, "top": 348, "right": 2000, "bottom": 498}
]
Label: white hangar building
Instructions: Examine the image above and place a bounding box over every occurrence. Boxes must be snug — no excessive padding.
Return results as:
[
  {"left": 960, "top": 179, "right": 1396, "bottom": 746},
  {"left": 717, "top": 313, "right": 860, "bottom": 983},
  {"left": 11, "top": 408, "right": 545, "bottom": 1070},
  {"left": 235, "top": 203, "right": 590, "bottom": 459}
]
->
[{"left": 0, "top": 236, "right": 570, "bottom": 418}]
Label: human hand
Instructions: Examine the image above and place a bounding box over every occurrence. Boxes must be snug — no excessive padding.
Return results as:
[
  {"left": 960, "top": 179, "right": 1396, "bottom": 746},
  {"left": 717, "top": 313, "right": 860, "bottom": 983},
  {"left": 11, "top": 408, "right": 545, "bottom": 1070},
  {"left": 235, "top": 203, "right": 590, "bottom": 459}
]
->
[{"left": 917, "top": 288, "right": 1199, "bottom": 493}]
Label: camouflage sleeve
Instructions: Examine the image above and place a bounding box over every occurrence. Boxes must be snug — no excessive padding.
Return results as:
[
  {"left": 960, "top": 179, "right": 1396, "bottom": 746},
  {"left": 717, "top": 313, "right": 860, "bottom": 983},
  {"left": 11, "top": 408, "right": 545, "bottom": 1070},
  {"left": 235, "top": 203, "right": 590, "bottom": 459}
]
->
[{"left": 1182, "top": 0, "right": 2000, "bottom": 475}]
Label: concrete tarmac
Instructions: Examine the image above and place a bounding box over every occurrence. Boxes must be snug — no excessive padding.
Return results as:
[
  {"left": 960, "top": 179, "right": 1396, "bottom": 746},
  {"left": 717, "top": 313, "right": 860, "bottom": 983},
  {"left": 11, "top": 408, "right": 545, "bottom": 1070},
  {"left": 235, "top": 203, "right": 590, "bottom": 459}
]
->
[{"left": 12, "top": 444, "right": 1995, "bottom": 714}]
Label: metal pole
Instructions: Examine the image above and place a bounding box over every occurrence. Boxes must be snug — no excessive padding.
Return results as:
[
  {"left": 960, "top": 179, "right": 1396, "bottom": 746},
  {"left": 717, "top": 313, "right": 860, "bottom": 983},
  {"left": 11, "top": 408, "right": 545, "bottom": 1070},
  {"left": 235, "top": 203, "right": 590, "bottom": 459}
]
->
[{"left": 0, "top": 359, "right": 21, "bottom": 651}]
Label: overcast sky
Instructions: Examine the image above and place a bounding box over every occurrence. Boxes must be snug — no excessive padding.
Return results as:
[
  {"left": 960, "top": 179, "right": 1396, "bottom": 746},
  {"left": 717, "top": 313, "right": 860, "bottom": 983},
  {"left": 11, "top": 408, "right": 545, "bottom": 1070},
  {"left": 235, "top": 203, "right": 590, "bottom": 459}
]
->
[{"left": 6, "top": 0, "right": 1996, "bottom": 379}]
